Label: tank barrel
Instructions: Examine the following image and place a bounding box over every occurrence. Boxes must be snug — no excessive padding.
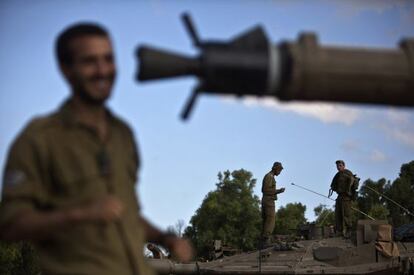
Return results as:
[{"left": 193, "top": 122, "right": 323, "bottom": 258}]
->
[
  {"left": 278, "top": 34, "right": 414, "bottom": 106},
  {"left": 137, "top": 46, "right": 200, "bottom": 81},
  {"left": 135, "top": 13, "right": 414, "bottom": 119},
  {"left": 147, "top": 259, "right": 199, "bottom": 274}
]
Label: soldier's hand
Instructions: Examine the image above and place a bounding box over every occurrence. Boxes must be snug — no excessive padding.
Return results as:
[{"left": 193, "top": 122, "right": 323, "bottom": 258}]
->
[
  {"left": 85, "top": 196, "right": 124, "bottom": 223},
  {"left": 166, "top": 237, "right": 194, "bottom": 263},
  {"left": 280, "top": 187, "right": 285, "bottom": 193}
]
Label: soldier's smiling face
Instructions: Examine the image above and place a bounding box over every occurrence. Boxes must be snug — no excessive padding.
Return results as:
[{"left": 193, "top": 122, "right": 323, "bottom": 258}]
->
[{"left": 62, "top": 35, "right": 116, "bottom": 105}]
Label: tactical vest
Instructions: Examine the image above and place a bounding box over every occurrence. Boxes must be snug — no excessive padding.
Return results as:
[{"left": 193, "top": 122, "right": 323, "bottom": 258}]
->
[{"left": 334, "top": 171, "right": 354, "bottom": 194}]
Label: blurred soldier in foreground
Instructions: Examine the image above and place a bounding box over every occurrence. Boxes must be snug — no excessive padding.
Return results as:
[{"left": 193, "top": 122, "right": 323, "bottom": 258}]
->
[
  {"left": 261, "top": 162, "right": 285, "bottom": 246},
  {"left": 0, "top": 23, "right": 192, "bottom": 275},
  {"left": 329, "top": 160, "right": 358, "bottom": 238}
]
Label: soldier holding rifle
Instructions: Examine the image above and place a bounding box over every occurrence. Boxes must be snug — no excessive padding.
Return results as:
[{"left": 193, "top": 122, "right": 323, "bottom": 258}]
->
[{"left": 329, "top": 160, "right": 359, "bottom": 238}]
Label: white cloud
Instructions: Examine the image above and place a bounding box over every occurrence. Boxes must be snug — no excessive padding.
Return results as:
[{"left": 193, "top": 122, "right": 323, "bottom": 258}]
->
[
  {"left": 241, "top": 97, "right": 361, "bottom": 125},
  {"left": 388, "top": 128, "right": 414, "bottom": 148},
  {"left": 341, "top": 139, "right": 361, "bottom": 152},
  {"left": 401, "top": 5, "right": 414, "bottom": 23},
  {"left": 385, "top": 109, "right": 411, "bottom": 124},
  {"left": 369, "top": 149, "right": 387, "bottom": 162},
  {"left": 341, "top": 139, "right": 388, "bottom": 163},
  {"left": 332, "top": 0, "right": 409, "bottom": 17},
  {"left": 376, "top": 109, "right": 414, "bottom": 149},
  {"left": 221, "top": 96, "right": 414, "bottom": 150},
  {"left": 329, "top": 0, "right": 414, "bottom": 40}
]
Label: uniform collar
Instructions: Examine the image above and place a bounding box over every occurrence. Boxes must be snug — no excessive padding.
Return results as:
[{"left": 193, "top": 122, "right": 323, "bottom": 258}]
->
[{"left": 58, "top": 98, "right": 116, "bottom": 128}]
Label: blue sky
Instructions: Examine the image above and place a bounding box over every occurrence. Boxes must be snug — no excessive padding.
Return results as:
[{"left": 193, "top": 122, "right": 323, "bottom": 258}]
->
[{"left": 1, "top": 0, "right": 413, "bottom": 231}]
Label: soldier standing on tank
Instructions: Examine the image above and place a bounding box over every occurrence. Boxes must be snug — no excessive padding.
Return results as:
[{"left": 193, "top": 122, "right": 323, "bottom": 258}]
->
[
  {"left": 261, "top": 162, "right": 285, "bottom": 246},
  {"left": 329, "top": 160, "right": 356, "bottom": 238}
]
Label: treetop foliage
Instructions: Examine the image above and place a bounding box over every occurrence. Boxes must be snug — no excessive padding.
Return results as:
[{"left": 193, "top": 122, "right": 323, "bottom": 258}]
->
[
  {"left": 274, "top": 203, "right": 307, "bottom": 235},
  {"left": 357, "top": 160, "right": 414, "bottom": 226},
  {"left": 184, "top": 169, "right": 261, "bottom": 258}
]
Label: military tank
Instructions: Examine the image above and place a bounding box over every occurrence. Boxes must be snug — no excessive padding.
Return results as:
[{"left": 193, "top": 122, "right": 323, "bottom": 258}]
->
[{"left": 146, "top": 220, "right": 414, "bottom": 274}]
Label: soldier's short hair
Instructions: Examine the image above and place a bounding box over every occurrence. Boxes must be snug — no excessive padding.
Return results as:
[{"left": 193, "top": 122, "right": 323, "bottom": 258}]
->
[
  {"left": 272, "top": 162, "right": 283, "bottom": 170},
  {"left": 335, "top": 160, "right": 345, "bottom": 166},
  {"left": 56, "top": 23, "right": 109, "bottom": 65}
]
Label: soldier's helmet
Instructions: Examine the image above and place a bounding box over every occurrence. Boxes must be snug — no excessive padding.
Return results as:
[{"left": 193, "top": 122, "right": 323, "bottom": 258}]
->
[
  {"left": 272, "top": 162, "right": 283, "bottom": 170},
  {"left": 335, "top": 160, "right": 345, "bottom": 166}
]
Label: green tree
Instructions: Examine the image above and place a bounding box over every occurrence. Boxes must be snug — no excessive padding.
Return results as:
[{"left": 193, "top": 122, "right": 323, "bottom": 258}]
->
[
  {"left": 274, "top": 203, "right": 307, "bottom": 235},
  {"left": 384, "top": 161, "right": 414, "bottom": 227},
  {"left": 0, "top": 241, "right": 41, "bottom": 275},
  {"left": 184, "top": 169, "right": 261, "bottom": 258},
  {"left": 357, "top": 178, "right": 388, "bottom": 216},
  {"left": 314, "top": 204, "right": 335, "bottom": 227},
  {"left": 167, "top": 219, "right": 186, "bottom": 237},
  {"left": 354, "top": 161, "right": 414, "bottom": 227},
  {"left": 368, "top": 204, "right": 390, "bottom": 220}
]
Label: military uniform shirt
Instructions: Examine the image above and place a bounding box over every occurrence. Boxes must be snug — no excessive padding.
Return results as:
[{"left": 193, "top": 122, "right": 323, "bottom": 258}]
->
[
  {"left": 0, "top": 100, "right": 155, "bottom": 275},
  {"left": 261, "top": 171, "right": 278, "bottom": 239},
  {"left": 330, "top": 168, "right": 354, "bottom": 234},
  {"left": 330, "top": 169, "right": 354, "bottom": 196},
  {"left": 262, "top": 172, "right": 277, "bottom": 201}
]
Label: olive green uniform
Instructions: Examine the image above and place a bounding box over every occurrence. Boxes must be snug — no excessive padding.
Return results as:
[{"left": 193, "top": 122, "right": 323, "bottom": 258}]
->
[
  {"left": 330, "top": 169, "right": 354, "bottom": 236},
  {"left": 261, "top": 172, "right": 278, "bottom": 240},
  {"left": 0, "top": 100, "right": 155, "bottom": 275}
]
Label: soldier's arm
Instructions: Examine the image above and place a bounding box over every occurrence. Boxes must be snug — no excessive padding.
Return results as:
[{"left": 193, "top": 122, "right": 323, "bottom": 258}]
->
[
  {"left": 0, "top": 209, "right": 71, "bottom": 241},
  {"left": 330, "top": 173, "right": 338, "bottom": 191},
  {"left": 276, "top": 187, "right": 285, "bottom": 194},
  {"left": 0, "top": 196, "right": 124, "bottom": 241},
  {"left": 138, "top": 216, "right": 194, "bottom": 262},
  {"left": 328, "top": 173, "right": 338, "bottom": 197}
]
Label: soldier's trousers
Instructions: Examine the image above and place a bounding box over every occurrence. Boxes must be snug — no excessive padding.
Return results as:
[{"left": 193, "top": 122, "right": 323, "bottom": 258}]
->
[
  {"left": 335, "top": 195, "right": 351, "bottom": 234},
  {"left": 261, "top": 200, "right": 275, "bottom": 239}
]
